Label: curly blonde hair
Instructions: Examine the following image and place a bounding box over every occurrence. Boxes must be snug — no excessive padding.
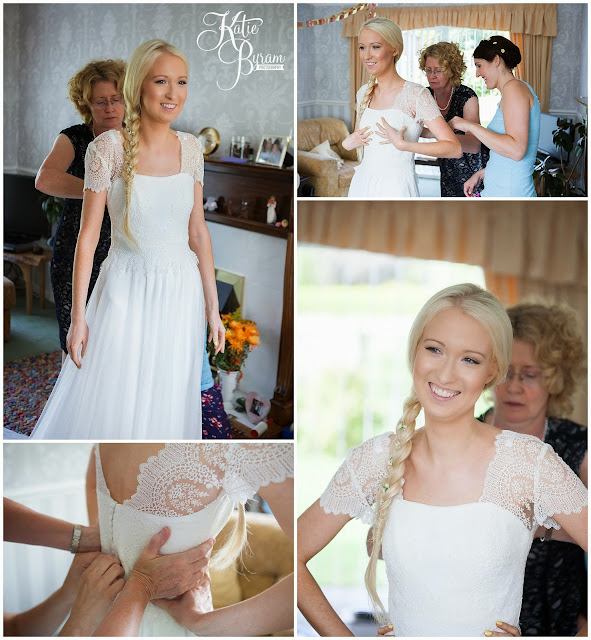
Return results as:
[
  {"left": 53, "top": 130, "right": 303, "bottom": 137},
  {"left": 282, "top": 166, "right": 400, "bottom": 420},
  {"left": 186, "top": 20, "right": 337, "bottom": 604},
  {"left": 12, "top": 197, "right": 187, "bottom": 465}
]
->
[
  {"left": 507, "top": 302, "right": 586, "bottom": 418},
  {"left": 418, "top": 42, "right": 466, "bottom": 87},
  {"left": 67, "top": 59, "right": 126, "bottom": 125},
  {"left": 365, "top": 284, "right": 513, "bottom": 622}
]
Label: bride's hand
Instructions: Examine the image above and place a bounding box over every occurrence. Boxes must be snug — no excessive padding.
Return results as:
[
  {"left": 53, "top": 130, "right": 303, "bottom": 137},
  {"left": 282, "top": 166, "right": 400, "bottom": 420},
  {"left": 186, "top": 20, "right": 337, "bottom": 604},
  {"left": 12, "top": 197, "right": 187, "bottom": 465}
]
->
[
  {"left": 375, "top": 118, "right": 408, "bottom": 151},
  {"left": 484, "top": 621, "right": 521, "bottom": 636},
  {"left": 66, "top": 319, "right": 89, "bottom": 369},
  {"left": 208, "top": 314, "right": 225, "bottom": 355},
  {"left": 153, "top": 582, "right": 213, "bottom": 631},
  {"left": 377, "top": 623, "right": 395, "bottom": 636},
  {"left": 342, "top": 126, "right": 373, "bottom": 151},
  {"left": 129, "top": 527, "right": 214, "bottom": 599}
]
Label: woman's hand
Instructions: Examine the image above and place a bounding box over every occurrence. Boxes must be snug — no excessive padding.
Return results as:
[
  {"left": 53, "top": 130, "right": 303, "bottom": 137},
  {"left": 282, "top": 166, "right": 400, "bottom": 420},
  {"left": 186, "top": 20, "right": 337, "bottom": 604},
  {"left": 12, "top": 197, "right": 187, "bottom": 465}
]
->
[
  {"left": 129, "top": 527, "right": 214, "bottom": 600},
  {"left": 60, "top": 553, "right": 125, "bottom": 636},
  {"left": 377, "top": 623, "right": 395, "bottom": 635},
  {"left": 342, "top": 126, "right": 373, "bottom": 151},
  {"left": 449, "top": 116, "right": 472, "bottom": 133},
  {"left": 484, "top": 621, "right": 521, "bottom": 637},
  {"left": 464, "top": 169, "right": 485, "bottom": 197},
  {"left": 207, "top": 313, "right": 225, "bottom": 355},
  {"left": 153, "top": 582, "right": 213, "bottom": 631},
  {"left": 66, "top": 319, "right": 89, "bottom": 369},
  {"left": 375, "top": 118, "right": 408, "bottom": 151},
  {"left": 60, "top": 551, "right": 103, "bottom": 602}
]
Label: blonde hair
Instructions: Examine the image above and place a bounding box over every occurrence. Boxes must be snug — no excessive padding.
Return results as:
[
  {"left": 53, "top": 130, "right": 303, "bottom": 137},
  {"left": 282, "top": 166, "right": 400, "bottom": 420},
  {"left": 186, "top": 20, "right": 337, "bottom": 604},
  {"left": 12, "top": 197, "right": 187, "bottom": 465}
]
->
[
  {"left": 418, "top": 41, "right": 467, "bottom": 87},
  {"left": 67, "top": 59, "right": 126, "bottom": 125},
  {"left": 507, "top": 301, "right": 586, "bottom": 418},
  {"left": 365, "top": 283, "right": 512, "bottom": 622},
  {"left": 356, "top": 18, "right": 404, "bottom": 126},
  {"left": 210, "top": 504, "right": 248, "bottom": 570},
  {"left": 122, "top": 39, "right": 188, "bottom": 243}
]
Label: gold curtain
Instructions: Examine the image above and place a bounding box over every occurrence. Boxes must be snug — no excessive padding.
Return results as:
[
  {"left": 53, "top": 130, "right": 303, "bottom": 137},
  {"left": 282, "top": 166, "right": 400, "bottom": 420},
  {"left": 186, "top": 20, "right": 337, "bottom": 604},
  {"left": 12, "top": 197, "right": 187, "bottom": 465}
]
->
[
  {"left": 298, "top": 201, "right": 587, "bottom": 423},
  {"left": 344, "top": 4, "right": 557, "bottom": 123}
]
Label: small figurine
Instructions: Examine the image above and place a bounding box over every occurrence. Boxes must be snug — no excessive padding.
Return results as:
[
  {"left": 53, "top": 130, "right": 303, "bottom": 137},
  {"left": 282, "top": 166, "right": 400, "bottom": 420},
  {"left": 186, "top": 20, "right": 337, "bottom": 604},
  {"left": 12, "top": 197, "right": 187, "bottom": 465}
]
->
[
  {"left": 267, "top": 196, "right": 277, "bottom": 224},
  {"left": 204, "top": 196, "right": 218, "bottom": 212}
]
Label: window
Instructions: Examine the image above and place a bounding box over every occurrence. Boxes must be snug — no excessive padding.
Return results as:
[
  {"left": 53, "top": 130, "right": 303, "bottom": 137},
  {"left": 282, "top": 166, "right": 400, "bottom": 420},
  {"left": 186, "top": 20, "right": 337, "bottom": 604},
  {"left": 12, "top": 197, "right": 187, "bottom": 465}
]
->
[{"left": 399, "top": 26, "right": 512, "bottom": 126}]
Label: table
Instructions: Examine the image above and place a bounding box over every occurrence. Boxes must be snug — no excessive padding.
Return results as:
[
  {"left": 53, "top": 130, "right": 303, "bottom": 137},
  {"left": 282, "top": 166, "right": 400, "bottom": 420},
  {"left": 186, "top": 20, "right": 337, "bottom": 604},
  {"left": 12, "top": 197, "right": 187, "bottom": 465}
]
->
[{"left": 3, "top": 249, "right": 52, "bottom": 315}]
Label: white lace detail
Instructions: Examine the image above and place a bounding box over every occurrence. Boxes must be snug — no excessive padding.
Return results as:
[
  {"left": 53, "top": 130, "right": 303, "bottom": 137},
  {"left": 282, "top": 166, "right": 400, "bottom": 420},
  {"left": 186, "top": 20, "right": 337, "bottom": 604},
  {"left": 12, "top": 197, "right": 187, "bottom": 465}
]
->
[
  {"left": 319, "top": 433, "right": 392, "bottom": 525},
  {"left": 357, "top": 81, "right": 441, "bottom": 123},
  {"left": 178, "top": 132, "right": 204, "bottom": 185},
  {"left": 84, "top": 130, "right": 123, "bottom": 192},
  {"left": 96, "top": 443, "right": 294, "bottom": 518},
  {"left": 481, "top": 431, "right": 588, "bottom": 530}
]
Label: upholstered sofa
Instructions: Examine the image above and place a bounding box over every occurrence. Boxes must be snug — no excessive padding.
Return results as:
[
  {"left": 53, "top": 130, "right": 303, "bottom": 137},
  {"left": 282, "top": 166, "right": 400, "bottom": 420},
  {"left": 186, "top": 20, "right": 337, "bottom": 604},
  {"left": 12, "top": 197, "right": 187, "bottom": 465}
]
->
[
  {"left": 297, "top": 118, "right": 360, "bottom": 197},
  {"left": 210, "top": 510, "right": 293, "bottom": 635}
]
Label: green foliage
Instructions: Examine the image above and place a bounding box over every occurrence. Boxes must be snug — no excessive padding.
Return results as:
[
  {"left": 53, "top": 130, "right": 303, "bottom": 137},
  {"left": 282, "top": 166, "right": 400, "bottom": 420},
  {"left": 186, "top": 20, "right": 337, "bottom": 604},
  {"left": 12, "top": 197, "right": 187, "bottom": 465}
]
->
[{"left": 39, "top": 195, "right": 64, "bottom": 224}]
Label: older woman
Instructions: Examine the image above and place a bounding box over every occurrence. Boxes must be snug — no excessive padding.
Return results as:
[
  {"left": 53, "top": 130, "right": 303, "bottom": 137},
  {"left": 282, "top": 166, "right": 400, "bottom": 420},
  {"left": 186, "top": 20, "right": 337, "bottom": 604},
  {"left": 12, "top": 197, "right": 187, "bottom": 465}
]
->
[
  {"left": 418, "top": 42, "right": 489, "bottom": 197},
  {"left": 36, "top": 59, "right": 126, "bottom": 361},
  {"left": 482, "top": 302, "right": 587, "bottom": 636}
]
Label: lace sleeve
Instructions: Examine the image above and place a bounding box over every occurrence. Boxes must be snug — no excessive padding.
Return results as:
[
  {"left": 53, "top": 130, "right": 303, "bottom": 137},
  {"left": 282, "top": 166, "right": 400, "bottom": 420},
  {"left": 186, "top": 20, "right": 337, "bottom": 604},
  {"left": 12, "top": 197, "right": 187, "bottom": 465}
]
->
[
  {"left": 534, "top": 442, "right": 588, "bottom": 529},
  {"left": 84, "top": 131, "right": 115, "bottom": 192},
  {"left": 222, "top": 443, "right": 294, "bottom": 505},
  {"left": 319, "top": 433, "right": 391, "bottom": 525},
  {"left": 356, "top": 83, "right": 369, "bottom": 111},
  {"left": 415, "top": 85, "right": 441, "bottom": 123},
  {"left": 180, "top": 133, "right": 204, "bottom": 186}
]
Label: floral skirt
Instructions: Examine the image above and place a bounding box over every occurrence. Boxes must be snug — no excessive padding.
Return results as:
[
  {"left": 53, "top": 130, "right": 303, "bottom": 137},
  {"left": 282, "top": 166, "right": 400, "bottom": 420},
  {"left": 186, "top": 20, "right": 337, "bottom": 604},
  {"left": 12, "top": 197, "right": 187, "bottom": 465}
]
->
[{"left": 202, "top": 384, "right": 233, "bottom": 439}]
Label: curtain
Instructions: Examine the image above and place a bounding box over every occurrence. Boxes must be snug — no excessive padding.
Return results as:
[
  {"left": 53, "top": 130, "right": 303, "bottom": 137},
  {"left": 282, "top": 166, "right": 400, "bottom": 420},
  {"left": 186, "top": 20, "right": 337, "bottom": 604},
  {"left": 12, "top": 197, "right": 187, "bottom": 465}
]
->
[
  {"left": 298, "top": 201, "right": 587, "bottom": 423},
  {"left": 343, "top": 4, "right": 557, "bottom": 123}
]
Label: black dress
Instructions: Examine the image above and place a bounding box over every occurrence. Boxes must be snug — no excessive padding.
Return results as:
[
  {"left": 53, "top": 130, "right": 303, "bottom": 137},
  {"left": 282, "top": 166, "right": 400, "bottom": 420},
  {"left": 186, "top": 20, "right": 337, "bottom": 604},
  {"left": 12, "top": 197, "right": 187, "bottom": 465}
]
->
[
  {"left": 479, "top": 412, "right": 587, "bottom": 636},
  {"left": 50, "top": 124, "right": 111, "bottom": 353},
  {"left": 428, "top": 84, "right": 489, "bottom": 197}
]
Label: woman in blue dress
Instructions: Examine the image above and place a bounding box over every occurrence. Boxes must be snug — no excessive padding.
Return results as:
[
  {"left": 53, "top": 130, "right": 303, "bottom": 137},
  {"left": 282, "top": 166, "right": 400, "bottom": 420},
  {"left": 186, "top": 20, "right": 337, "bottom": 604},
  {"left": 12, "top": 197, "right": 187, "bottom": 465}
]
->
[{"left": 449, "top": 36, "right": 540, "bottom": 197}]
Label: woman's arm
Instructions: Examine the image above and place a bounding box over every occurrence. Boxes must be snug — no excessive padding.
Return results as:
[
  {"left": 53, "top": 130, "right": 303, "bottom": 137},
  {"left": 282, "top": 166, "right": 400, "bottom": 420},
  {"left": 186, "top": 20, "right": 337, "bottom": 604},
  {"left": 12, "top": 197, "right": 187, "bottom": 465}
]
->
[
  {"left": 457, "top": 96, "right": 482, "bottom": 154},
  {"left": 67, "top": 188, "right": 107, "bottom": 368},
  {"left": 377, "top": 115, "right": 462, "bottom": 159},
  {"left": 188, "top": 181, "right": 224, "bottom": 354},
  {"left": 35, "top": 134, "right": 84, "bottom": 199},
  {"left": 3, "top": 498, "right": 99, "bottom": 552},
  {"left": 86, "top": 449, "right": 99, "bottom": 526},
  {"left": 297, "top": 500, "right": 355, "bottom": 637},
  {"left": 450, "top": 80, "right": 532, "bottom": 161}
]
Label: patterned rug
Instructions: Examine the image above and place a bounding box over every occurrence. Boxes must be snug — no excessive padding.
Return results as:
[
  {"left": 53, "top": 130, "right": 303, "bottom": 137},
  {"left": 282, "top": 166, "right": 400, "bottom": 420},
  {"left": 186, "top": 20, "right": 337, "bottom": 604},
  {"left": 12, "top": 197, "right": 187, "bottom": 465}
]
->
[{"left": 4, "top": 351, "right": 61, "bottom": 436}]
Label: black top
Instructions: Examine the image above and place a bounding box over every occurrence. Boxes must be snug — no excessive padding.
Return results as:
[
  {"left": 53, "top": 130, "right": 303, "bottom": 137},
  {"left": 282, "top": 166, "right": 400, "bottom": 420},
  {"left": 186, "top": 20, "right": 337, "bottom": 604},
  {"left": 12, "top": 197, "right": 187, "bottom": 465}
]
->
[
  {"left": 428, "top": 84, "right": 490, "bottom": 197},
  {"left": 50, "top": 124, "right": 111, "bottom": 353}
]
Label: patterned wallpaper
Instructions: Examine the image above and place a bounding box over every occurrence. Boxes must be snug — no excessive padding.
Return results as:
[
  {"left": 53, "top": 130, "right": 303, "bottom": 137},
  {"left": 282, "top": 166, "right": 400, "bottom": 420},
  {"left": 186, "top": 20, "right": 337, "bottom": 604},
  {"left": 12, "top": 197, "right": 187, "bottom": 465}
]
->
[
  {"left": 297, "top": 3, "right": 587, "bottom": 126},
  {"left": 4, "top": 3, "right": 294, "bottom": 172}
]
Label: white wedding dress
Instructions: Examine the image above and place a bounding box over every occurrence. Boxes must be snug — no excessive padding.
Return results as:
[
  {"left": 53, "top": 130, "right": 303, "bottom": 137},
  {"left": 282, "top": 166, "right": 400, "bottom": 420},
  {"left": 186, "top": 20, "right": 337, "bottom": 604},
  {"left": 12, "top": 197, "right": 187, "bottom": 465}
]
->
[
  {"left": 31, "top": 130, "right": 205, "bottom": 440},
  {"left": 320, "top": 430, "right": 587, "bottom": 637},
  {"left": 348, "top": 81, "right": 441, "bottom": 198},
  {"left": 95, "top": 442, "right": 294, "bottom": 636}
]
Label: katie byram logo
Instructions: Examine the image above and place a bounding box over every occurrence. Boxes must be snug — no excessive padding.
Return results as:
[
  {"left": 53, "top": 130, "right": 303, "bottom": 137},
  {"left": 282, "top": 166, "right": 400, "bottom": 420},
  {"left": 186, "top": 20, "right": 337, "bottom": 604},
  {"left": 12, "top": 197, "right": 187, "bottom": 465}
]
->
[{"left": 196, "top": 11, "right": 286, "bottom": 90}]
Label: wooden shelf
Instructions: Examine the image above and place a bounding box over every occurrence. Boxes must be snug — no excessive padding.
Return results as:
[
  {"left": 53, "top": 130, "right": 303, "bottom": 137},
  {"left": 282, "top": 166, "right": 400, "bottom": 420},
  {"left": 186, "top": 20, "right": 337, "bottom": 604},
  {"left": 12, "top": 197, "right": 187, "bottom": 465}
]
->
[{"left": 204, "top": 212, "right": 289, "bottom": 238}]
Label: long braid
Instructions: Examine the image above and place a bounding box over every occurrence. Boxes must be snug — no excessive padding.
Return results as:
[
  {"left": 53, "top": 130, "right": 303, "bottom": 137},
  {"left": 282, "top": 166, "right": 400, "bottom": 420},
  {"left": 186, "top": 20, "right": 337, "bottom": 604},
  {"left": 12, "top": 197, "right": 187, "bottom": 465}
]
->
[
  {"left": 357, "top": 74, "right": 378, "bottom": 125},
  {"left": 365, "top": 390, "right": 422, "bottom": 623},
  {"left": 121, "top": 104, "right": 140, "bottom": 244}
]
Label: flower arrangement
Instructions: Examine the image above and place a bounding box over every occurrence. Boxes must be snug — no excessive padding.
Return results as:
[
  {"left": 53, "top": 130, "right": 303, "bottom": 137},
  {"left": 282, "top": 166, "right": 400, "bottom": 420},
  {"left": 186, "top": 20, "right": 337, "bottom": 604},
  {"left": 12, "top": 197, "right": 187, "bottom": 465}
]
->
[{"left": 208, "top": 309, "right": 260, "bottom": 372}]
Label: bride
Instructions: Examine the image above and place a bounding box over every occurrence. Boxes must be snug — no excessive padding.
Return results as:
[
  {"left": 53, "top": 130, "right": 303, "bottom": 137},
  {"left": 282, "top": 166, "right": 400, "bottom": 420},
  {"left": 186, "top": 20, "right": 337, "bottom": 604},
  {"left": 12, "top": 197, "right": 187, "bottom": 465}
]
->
[
  {"left": 298, "top": 284, "right": 588, "bottom": 637},
  {"left": 87, "top": 442, "right": 294, "bottom": 637},
  {"left": 31, "top": 39, "right": 224, "bottom": 440},
  {"left": 344, "top": 17, "right": 462, "bottom": 198}
]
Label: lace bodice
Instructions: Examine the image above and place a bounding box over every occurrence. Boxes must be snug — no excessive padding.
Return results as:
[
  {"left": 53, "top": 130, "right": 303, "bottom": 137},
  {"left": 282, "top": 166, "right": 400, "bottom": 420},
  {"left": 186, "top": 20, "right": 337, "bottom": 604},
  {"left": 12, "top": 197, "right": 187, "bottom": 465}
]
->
[
  {"left": 95, "top": 443, "right": 293, "bottom": 636},
  {"left": 320, "top": 431, "right": 587, "bottom": 636},
  {"left": 82, "top": 130, "right": 205, "bottom": 273},
  {"left": 356, "top": 80, "right": 441, "bottom": 123}
]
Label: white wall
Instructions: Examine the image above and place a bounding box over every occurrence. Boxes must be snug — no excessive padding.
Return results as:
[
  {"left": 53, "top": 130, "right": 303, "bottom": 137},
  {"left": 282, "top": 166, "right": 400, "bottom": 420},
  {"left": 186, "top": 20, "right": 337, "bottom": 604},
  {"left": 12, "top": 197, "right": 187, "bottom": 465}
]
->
[{"left": 208, "top": 222, "right": 286, "bottom": 399}]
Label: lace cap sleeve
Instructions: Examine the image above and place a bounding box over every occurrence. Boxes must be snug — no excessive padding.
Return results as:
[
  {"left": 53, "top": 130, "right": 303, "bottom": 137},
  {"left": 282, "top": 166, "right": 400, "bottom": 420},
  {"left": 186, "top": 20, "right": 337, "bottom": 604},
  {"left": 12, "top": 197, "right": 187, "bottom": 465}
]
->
[
  {"left": 179, "top": 132, "right": 204, "bottom": 186},
  {"left": 222, "top": 443, "right": 294, "bottom": 505},
  {"left": 535, "top": 441, "right": 588, "bottom": 529},
  {"left": 356, "top": 83, "right": 369, "bottom": 110},
  {"left": 319, "top": 433, "right": 391, "bottom": 525},
  {"left": 415, "top": 85, "right": 441, "bottom": 123},
  {"left": 84, "top": 130, "right": 117, "bottom": 192}
]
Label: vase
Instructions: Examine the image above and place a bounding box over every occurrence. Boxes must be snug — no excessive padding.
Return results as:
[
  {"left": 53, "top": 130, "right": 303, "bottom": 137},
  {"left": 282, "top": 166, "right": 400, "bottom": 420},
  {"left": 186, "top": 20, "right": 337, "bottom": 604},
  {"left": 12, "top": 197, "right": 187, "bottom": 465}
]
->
[{"left": 219, "top": 369, "right": 240, "bottom": 406}]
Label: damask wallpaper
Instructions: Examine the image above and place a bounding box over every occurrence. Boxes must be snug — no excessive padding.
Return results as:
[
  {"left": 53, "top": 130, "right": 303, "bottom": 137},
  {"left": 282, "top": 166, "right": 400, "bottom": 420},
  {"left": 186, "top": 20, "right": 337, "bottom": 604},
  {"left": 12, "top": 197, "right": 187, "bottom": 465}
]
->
[
  {"left": 4, "top": 3, "right": 294, "bottom": 172},
  {"left": 297, "top": 3, "right": 587, "bottom": 128}
]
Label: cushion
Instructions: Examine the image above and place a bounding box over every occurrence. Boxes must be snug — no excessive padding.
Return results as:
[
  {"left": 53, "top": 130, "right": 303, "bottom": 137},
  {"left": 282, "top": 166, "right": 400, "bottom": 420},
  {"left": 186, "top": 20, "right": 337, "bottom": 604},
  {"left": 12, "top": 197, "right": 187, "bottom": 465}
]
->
[{"left": 309, "top": 140, "right": 344, "bottom": 169}]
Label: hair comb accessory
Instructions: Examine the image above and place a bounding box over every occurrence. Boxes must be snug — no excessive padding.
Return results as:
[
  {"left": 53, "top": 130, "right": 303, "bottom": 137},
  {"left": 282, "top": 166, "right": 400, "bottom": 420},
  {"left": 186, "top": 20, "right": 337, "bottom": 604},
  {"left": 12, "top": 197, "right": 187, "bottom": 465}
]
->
[
  {"left": 394, "top": 440, "right": 401, "bottom": 450},
  {"left": 501, "top": 49, "right": 505, "bottom": 53},
  {"left": 382, "top": 483, "right": 390, "bottom": 492},
  {"left": 493, "top": 41, "right": 497, "bottom": 44}
]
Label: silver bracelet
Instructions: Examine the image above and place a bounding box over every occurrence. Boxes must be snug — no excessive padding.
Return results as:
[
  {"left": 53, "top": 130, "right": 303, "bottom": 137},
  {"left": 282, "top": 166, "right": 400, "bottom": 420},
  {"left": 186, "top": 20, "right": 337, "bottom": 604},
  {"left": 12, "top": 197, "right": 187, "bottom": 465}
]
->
[{"left": 69, "top": 524, "right": 82, "bottom": 553}]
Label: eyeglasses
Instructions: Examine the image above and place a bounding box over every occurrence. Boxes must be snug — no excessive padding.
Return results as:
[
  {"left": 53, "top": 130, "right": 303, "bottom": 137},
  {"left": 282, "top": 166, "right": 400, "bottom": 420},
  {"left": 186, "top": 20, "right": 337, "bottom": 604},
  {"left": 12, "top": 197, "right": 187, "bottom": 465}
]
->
[
  {"left": 90, "top": 96, "right": 124, "bottom": 109},
  {"left": 504, "top": 366, "right": 544, "bottom": 387},
  {"left": 424, "top": 68, "right": 445, "bottom": 76}
]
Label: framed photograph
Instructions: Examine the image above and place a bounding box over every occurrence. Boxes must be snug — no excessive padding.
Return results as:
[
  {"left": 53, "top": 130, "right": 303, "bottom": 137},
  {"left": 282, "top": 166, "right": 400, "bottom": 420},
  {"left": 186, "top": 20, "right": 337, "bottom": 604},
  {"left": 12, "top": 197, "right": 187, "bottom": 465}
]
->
[{"left": 255, "top": 135, "right": 288, "bottom": 167}]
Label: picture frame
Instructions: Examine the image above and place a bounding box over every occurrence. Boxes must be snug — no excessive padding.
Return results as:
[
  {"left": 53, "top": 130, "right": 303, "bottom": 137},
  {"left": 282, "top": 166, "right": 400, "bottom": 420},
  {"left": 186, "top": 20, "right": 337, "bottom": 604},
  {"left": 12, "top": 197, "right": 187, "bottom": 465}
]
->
[{"left": 255, "top": 135, "right": 288, "bottom": 167}]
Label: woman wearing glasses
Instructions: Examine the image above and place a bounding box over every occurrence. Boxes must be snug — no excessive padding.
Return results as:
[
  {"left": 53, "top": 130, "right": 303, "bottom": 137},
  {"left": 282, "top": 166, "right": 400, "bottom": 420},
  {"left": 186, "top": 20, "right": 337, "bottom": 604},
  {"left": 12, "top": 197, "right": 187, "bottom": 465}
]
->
[
  {"left": 418, "top": 42, "right": 489, "bottom": 197},
  {"left": 480, "top": 302, "right": 588, "bottom": 636},
  {"left": 36, "top": 59, "right": 126, "bottom": 362}
]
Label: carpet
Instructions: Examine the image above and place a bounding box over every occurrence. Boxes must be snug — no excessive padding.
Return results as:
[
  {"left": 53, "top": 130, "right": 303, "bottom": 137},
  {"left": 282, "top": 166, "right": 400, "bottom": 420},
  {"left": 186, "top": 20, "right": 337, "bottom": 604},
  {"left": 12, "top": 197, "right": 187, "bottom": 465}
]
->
[{"left": 4, "top": 351, "right": 61, "bottom": 436}]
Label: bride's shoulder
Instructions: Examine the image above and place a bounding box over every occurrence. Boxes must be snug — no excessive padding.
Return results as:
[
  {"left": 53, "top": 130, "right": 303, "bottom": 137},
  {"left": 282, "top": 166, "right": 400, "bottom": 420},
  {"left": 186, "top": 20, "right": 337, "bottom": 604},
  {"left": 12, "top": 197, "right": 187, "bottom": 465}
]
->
[
  {"left": 90, "top": 129, "right": 122, "bottom": 155},
  {"left": 344, "top": 432, "right": 394, "bottom": 466},
  {"left": 175, "top": 131, "right": 203, "bottom": 153}
]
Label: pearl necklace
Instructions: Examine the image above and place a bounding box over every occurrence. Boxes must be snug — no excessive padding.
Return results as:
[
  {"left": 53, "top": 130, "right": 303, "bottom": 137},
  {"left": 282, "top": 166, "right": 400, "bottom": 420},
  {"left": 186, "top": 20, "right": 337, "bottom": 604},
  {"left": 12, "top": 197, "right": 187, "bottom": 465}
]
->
[{"left": 436, "top": 86, "right": 454, "bottom": 112}]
